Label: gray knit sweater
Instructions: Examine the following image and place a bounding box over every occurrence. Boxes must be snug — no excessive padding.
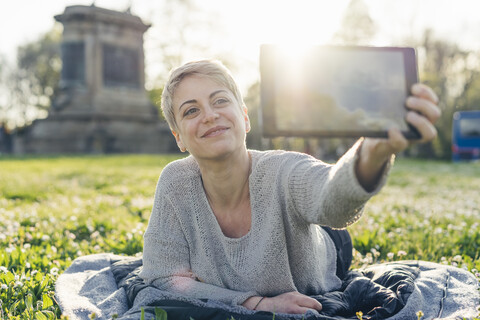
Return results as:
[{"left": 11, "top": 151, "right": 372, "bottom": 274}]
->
[{"left": 140, "top": 142, "right": 390, "bottom": 306}]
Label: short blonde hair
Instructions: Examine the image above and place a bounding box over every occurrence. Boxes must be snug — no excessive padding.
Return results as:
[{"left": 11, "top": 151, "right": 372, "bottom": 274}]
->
[{"left": 161, "top": 59, "right": 245, "bottom": 132}]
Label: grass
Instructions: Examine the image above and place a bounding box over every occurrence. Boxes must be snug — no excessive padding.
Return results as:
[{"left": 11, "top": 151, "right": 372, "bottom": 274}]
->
[{"left": 0, "top": 154, "right": 479, "bottom": 319}]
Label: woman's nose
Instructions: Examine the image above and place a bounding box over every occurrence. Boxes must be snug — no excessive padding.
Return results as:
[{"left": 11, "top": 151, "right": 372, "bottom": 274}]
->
[{"left": 203, "top": 106, "right": 219, "bottom": 123}]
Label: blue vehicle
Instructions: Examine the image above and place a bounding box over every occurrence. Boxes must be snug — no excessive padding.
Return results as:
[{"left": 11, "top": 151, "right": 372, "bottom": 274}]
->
[{"left": 452, "top": 110, "right": 480, "bottom": 161}]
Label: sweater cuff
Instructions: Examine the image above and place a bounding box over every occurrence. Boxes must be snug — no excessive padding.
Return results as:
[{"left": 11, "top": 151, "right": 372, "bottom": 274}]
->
[
  {"left": 231, "top": 291, "right": 259, "bottom": 306},
  {"left": 338, "top": 138, "right": 394, "bottom": 197}
]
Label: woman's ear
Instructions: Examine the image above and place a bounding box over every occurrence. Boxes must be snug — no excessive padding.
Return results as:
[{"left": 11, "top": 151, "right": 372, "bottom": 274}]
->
[
  {"left": 172, "top": 130, "right": 186, "bottom": 152},
  {"left": 243, "top": 106, "right": 251, "bottom": 133}
]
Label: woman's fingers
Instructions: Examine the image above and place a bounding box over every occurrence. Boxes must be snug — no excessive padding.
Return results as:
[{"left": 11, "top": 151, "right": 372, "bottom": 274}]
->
[
  {"left": 402, "top": 83, "right": 441, "bottom": 143},
  {"left": 411, "top": 83, "right": 439, "bottom": 104},
  {"left": 297, "top": 295, "right": 323, "bottom": 311},
  {"left": 406, "top": 111, "right": 438, "bottom": 143},
  {"left": 407, "top": 83, "right": 442, "bottom": 124},
  {"left": 406, "top": 96, "right": 441, "bottom": 124},
  {"left": 259, "top": 292, "right": 322, "bottom": 314}
]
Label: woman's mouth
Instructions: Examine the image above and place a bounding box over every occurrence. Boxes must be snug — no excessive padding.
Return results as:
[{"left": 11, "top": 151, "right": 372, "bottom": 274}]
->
[{"left": 201, "top": 126, "right": 229, "bottom": 138}]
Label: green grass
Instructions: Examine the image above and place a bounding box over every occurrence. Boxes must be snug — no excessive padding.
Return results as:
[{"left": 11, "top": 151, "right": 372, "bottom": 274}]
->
[{"left": 0, "top": 155, "right": 479, "bottom": 319}]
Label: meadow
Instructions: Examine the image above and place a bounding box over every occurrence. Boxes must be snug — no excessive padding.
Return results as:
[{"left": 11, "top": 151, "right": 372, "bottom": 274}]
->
[{"left": 0, "top": 154, "right": 479, "bottom": 319}]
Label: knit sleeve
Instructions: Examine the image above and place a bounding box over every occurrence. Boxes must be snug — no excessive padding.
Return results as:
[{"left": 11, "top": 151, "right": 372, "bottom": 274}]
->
[
  {"left": 287, "top": 139, "right": 393, "bottom": 228},
  {"left": 139, "top": 174, "right": 258, "bottom": 306}
]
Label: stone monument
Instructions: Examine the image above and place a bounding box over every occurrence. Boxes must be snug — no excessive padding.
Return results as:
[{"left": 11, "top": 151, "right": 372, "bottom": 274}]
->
[{"left": 15, "top": 5, "right": 175, "bottom": 154}]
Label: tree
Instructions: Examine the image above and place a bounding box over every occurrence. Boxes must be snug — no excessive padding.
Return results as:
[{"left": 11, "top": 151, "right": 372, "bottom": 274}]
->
[
  {"left": 16, "top": 25, "right": 62, "bottom": 112},
  {"left": 331, "top": 0, "right": 376, "bottom": 45},
  {"left": 146, "top": 0, "right": 229, "bottom": 85},
  {"left": 0, "top": 25, "right": 62, "bottom": 129},
  {"left": 413, "top": 29, "right": 480, "bottom": 159},
  {"left": 147, "top": 86, "right": 165, "bottom": 120},
  {"left": 144, "top": 0, "right": 236, "bottom": 121},
  {"left": 244, "top": 81, "right": 263, "bottom": 150},
  {"left": 0, "top": 54, "right": 8, "bottom": 125}
]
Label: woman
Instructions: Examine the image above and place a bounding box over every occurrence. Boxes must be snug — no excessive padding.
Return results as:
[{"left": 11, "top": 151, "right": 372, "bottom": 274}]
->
[{"left": 139, "top": 60, "right": 440, "bottom": 314}]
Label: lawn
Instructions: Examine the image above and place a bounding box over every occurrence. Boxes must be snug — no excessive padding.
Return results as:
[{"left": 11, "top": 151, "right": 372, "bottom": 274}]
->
[{"left": 0, "top": 154, "right": 479, "bottom": 319}]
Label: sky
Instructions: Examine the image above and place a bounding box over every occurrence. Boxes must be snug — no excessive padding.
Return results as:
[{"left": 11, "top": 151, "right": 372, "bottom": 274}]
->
[{"left": 1, "top": 0, "right": 480, "bottom": 91}]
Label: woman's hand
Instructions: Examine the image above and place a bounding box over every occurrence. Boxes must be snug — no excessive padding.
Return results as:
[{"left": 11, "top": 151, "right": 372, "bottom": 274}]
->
[
  {"left": 243, "top": 291, "right": 322, "bottom": 314},
  {"left": 355, "top": 83, "right": 441, "bottom": 191}
]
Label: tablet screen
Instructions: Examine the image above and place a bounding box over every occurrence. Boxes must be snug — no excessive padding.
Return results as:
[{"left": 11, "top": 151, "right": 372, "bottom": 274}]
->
[{"left": 260, "top": 45, "right": 419, "bottom": 138}]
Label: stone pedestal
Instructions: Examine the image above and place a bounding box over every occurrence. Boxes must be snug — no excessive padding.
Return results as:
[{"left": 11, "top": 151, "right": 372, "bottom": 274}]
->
[{"left": 15, "top": 5, "right": 176, "bottom": 154}]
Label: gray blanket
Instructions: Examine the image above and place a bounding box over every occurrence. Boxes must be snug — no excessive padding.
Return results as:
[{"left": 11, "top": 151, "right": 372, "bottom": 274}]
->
[{"left": 55, "top": 253, "right": 479, "bottom": 320}]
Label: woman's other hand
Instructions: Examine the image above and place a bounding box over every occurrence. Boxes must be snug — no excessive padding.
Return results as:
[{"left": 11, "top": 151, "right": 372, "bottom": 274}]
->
[{"left": 243, "top": 291, "right": 322, "bottom": 314}]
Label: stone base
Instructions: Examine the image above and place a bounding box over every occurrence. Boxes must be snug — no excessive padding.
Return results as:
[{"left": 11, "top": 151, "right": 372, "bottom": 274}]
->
[{"left": 13, "top": 116, "right": 177, "bottom": 154}]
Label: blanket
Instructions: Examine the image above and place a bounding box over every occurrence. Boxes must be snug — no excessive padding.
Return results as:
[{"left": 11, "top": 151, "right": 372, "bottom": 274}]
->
[{"left": 55, "top": 253, "right": 479, "bottom": 320}]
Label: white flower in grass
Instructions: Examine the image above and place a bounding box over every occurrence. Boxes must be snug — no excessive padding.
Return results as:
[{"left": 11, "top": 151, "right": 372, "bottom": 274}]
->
[
  {"left": 452, "top": 255, "right": 462, "bottom": 263},
  {"left": 1, "top": 284, "right": 8, "bottom": 290},
  {"left": 25, "top": 233, "right": 33, "bottom": 241},
  {"left": 31, "top": 270, "right": 38, "bottom": 277},
  {"left": 66, "top": 231, "right": 76, "bottom": 240},
  {"left": 90, "top": 231, "right": 100, "bottom": 239},
  {"left": 41, "top": 235, "right": 50, "bottom": 241},
  {"left": 387, "top": 252, "right": 395, "bottom": 260},
  {"left": 0, "top": 266, "right": 7, "bottom": 273},
  {"left": 50, "top": 267, "right": 59, "bottom": 276},
  {"left": 14, "top": 281, "right": 23, "bottom": 288},
  {"left": 397, "top": 250, "right": 407, "bottom": 257}
]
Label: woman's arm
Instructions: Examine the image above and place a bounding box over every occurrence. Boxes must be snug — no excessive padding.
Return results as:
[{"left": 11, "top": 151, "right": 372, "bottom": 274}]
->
[{"left": 286, "top": 84, "right": 440, "bottom": 228}]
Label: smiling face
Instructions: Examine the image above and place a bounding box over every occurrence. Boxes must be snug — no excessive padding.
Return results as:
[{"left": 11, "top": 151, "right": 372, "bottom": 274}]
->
[{"left": 172, "top": 74, "right": 250, "bottom": 161}]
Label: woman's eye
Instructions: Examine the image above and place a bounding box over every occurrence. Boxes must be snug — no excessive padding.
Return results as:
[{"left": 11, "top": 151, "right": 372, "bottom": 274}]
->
[
  {"left": 214, "top": 98, "right": 229, "bottom": 105},
  {"left": 184, "top": 108, "right": 198, "bottom": 117}
]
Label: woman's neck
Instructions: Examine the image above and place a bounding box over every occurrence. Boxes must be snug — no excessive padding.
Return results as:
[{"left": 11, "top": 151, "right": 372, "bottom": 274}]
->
[{"left": 198, "top": 148, "right": 251, "bottom": 211}]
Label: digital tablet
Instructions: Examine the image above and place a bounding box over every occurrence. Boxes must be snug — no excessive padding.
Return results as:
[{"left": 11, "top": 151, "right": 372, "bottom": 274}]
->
[{"left": 259, "top": 44, "right": 420, "bottom": 139}]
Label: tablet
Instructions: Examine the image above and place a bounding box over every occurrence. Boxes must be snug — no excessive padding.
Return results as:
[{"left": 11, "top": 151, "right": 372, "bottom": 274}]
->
[{"left": 259, "top": 44, "right": 420, "bottom": 139}]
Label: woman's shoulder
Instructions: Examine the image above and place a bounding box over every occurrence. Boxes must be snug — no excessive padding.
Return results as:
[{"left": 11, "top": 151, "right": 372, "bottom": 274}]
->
[
  {"left": 162, "top": 155, "right": 198, "bottom": 173},
  {"left": 156, "top": 156, "right": 200, "bottom": 189},
  {"left": 250, "top": 149, "right": 318, "bottom": 168}
]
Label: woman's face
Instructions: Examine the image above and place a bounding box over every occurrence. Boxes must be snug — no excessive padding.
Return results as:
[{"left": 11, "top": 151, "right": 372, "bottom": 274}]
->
[{"left": 172, "top": 74, "right": 250, "bottom": 161}]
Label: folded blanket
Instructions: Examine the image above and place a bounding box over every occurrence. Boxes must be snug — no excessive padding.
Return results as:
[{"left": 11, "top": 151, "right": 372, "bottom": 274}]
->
[{"left": 55, "top": 253, "right": 479, "bottom": 320}]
